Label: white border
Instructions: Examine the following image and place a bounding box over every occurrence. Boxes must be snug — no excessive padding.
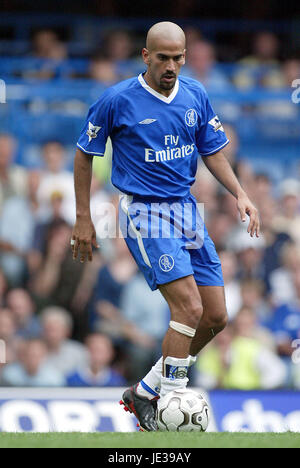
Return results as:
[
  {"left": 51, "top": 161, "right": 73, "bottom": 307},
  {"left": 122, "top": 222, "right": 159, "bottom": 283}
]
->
[
  {"left": 77, "top": 143, "right": 104, "bottom": 157},
  {"left": 138, "top": 73, "right": 179, "bottom": 104},
  {"left": 200, "top": 139, "right": 230, "bottom": 156},
  {"left": 120, "top": 195, "right": 152, "bottom": 269}
]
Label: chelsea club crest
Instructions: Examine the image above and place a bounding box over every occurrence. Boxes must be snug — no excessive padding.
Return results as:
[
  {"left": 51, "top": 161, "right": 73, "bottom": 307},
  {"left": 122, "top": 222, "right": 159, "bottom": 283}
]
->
[
  {"left": 159, "top": 254, "right": 175, "bottom": 272},
  {"left": 185, "top": 109, "right": 198, "bottom": 127}
]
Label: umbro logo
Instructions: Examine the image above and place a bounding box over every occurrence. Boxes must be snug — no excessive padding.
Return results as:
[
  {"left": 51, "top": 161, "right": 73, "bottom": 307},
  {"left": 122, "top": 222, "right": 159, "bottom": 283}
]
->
[{"left": 139, "top": 119, "right": 157, "bottom": 125}]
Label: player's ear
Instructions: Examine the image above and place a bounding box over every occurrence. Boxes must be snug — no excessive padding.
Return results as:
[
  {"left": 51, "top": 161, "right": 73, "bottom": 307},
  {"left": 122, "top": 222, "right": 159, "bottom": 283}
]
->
[
  {"left": 182, "top": 49, "right": 186, "bottom": 65},
  {"left": 142, "top": 48, "right": 150, "bottom": 65}
]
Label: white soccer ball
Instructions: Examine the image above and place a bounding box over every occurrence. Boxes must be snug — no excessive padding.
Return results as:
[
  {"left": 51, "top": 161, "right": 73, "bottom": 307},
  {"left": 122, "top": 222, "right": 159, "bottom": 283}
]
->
[{"left": 156, "top": 389, "right": 209, "bottom": 432}]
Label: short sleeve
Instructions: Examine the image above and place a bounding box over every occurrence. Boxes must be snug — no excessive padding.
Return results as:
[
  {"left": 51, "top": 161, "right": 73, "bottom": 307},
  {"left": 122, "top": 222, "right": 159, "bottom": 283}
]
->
[
  {"left": 77, "top": 90, "right": 114, "bottom": 157},
  {"left": 196, "top": 92, "right": 229, "bottom": 157}
]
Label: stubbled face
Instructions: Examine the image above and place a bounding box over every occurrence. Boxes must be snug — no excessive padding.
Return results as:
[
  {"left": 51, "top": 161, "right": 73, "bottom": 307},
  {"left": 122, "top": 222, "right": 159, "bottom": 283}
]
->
[{"left": 143, "top": 39, "right": 185, "bottom": 93}]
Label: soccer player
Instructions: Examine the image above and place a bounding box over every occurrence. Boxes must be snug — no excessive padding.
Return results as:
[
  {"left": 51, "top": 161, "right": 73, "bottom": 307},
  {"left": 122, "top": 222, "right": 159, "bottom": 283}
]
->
[{"left": 72, "top": 22, "right": 260, "bottom": 431}]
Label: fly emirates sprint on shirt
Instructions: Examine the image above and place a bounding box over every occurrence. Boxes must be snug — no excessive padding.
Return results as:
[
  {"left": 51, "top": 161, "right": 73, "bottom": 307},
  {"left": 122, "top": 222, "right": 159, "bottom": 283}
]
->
[{"left": 145, "top": 135, "right": 196, "bottom": 163}]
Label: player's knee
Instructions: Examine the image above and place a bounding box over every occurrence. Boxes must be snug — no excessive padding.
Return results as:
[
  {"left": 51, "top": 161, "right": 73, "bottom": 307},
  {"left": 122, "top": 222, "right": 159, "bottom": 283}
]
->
[
  {"left": 203, "top": 310, "right": 228, "bottom": 333},
  {"left": 190, "top": 303, "right": 204, "bottom": 328},
  {"left": 173, "top": 300, "right": 203, "bottom": 330},
  {"left": 215, "top": 312, "right": 228, "bottom": 332}
]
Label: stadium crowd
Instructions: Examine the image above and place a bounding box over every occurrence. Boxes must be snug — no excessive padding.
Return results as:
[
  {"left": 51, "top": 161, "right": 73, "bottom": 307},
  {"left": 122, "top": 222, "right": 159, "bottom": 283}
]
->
[
  {"left": 7, "top": 27, "right": 299, "bottom": 90},
  {"left": 0, "top": 24, "right": 299, "bottom": 390}
]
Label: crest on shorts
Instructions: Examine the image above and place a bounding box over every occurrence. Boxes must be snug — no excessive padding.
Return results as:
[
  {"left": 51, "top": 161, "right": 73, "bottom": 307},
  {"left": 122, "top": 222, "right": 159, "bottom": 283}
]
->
[
  {"left": 185, "top": 109, "right": 198, "bottom": 127},
  {"left": 159, "top": 254, "right": 175, "bottom": 272}
]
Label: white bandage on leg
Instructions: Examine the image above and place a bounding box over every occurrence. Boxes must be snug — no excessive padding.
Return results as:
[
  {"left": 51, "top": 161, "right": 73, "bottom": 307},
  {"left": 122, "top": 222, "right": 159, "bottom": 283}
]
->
[{"left": 169, "top": 321, "right": 196, "bottom": 338}]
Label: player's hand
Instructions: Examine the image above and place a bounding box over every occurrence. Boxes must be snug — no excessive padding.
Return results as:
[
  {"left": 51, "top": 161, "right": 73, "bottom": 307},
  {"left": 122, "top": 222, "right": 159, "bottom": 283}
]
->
[
  {"left": 71, "top": 216, "right": 99, "bottom": 263},
  {"left": 237, "top": 194, "right": 260, "bottom": 238}
]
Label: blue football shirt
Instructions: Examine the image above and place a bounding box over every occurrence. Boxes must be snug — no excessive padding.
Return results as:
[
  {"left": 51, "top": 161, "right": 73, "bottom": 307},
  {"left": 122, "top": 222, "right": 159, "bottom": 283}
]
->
[{"left": 77, "top": 73, "right": 229, "bottom": 198}]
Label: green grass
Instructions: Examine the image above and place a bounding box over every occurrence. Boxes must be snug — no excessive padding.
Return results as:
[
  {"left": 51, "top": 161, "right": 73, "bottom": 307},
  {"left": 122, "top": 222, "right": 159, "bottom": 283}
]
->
[{"left": 0, "top": 432, "right": 299, "bottom": 448}]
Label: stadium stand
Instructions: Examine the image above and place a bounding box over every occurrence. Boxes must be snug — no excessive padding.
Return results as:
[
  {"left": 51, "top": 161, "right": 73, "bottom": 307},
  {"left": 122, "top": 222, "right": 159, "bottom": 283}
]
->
[{"left": 0, "top": 14, "right": 299, "bottom": 393}]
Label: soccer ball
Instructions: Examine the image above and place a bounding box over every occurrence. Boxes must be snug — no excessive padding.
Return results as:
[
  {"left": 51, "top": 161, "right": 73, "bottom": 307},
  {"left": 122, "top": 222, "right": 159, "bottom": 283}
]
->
[{"left": 156, "top": 389, "right": 209, "bottom": 432}]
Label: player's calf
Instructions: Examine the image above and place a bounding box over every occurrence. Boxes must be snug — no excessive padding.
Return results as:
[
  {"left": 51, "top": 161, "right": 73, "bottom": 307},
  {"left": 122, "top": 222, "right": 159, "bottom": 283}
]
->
[
  {"left": 160, "top": 320, "right": 198, "bottom": 398},
  {"left": 190, "top": 309, "right": 228, "bottom": 356}
]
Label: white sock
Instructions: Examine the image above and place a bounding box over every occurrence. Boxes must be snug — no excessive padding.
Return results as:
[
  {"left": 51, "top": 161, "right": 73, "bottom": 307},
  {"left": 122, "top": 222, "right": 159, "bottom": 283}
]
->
[
  {"left": 189, "top": 355, "right": 197, "bottom": 366},
  {"left": 137, "top": 357, "right": 163, "bottom": 399},
  {"left": 160, "top": 376, "right": 189, "bottom": 398},
  {"left": 160, "top": 356, "right": 190, "bottom": 398},
  {"left": 137, "top": 355, "right": 198, "bottom": 400}
]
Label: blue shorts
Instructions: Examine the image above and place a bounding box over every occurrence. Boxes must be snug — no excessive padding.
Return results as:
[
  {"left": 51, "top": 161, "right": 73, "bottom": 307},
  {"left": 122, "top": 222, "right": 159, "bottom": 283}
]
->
[{"left": 120, "top": 193, "right": 224, "bottom": 291}]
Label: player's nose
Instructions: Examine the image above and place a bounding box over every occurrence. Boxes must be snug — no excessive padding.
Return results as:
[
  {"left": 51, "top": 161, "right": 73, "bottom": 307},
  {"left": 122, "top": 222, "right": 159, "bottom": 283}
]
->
[{"left": 166, "top": 59, "right": 176, "bottom": 72}]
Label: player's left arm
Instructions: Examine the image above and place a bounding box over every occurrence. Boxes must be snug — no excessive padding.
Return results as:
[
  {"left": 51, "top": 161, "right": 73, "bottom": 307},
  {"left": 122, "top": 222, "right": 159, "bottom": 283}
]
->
[{"left": 202, "top": 150, "right": 260, "bottom": 238}]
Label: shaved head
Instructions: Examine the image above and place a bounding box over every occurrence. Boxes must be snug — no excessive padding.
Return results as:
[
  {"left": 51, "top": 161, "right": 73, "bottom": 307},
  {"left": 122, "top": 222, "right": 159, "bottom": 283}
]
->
[
  {"left": 146, "top": 22, "right": 186, "bottom": 52},
  {"left": 142, "top": 22, "right": 186, "bottom": 96}
]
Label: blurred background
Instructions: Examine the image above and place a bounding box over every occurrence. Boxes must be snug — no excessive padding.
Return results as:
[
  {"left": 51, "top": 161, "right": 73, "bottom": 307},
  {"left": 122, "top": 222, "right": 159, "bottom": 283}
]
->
[{"left": 0, "top": 0, "right": 300, "bottom": 406}]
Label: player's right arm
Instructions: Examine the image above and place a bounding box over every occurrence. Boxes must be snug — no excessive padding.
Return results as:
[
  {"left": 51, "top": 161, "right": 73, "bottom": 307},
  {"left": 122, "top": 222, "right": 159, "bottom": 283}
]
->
[
  {"left": 72, "top": 149, "right": 99, "bottom": 263},
  {"left": 72, "top": 89, "right": 114, "bottom": 262}
]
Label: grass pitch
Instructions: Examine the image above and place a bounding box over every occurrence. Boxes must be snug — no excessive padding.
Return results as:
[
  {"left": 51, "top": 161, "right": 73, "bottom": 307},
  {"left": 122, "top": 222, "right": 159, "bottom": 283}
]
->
[{"left": 0, "top": 432, "right": 299, "bottom": 448}]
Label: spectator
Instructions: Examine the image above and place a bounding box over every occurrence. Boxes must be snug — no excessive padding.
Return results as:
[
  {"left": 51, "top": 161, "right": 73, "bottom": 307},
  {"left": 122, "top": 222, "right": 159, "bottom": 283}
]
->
[
  {"left": 92, "top": 237, "right": 137, "bottom": 337},
  {"left": 221, "top": 124, "right": 256, "bottom": 196},
  {"left": 120, "top": 271, "right": 169, "bottom": 382},
  {"left": 27, "top": 170, "right": 41, "bottom": 215},
  {"left": 89, "top": 55, "right": 120, "bottom": 84},
  {"left": 101, "top": 30, "right": 140, "bottom": 79},
  {"left": 0, "top": 169, "right": 41, "bottom": 284},
  {"left": 281, "top": 59, "right": 300, "bottom": 88},
  {"left": 28, "top": 30, "right": 68, "bottom": 80},
  {"left": 195, "top": 321, "right": 287, "bottom": 391},
  {"left": 41, "top": 306, "right": 87, "bottom": 376},
  {"left": 30, "top": 221, "right": 86, "bottom": 326},
  {"left": 268, "top": 269, "right": 300, "bottom": 360},
  {"left": 234, "top": 31, "right": 283, "bottom": 89},
  {"left": 184, "top": 26, "right": 203, "bottom": 49},
  {"left": 272, "top": 179, "right": 300, "bottom": 246},
  {"left": 221, "top": 124, "right": 240, "bottom": 167},
  {"left": 0, "top": 134, "right": 27, "bottom": 214},
  {"left": 184, "top": 40, "right": 232, "bottom": 90},
  {"left": 234, "top": 306, "right": 276, "bottom": 351},
  {"left": 0, "top": 191, "right": 35, "bottom": 287},
  {"left": 191, "top": 165, "right": 219, "bottom": 213},
  {"left": 0, "top": 308, "right": 20, "bottom": 362},
  {"left": 32, "top": 30, "right": 64, "bottom": 60},
  {"left": 0, "top": 269, "right": 8, "bottom": 308},
  {"left": 1, "top": 339, "right": 65, "bottom": 387},
  {"left": 250, "top": 32, "right": 280, "bottom": 64},
  {"left": 67, "top": 333, "right": 126, "bottom": 387},
  {"left": 240, "top": 279, "right": 271, "bottom": 323},
  {"left": 260, "top": 198, "right": 291, "bottom": 290},
  {"left": 269, "top": 243, "right": 300, "bottom": 305},
  {"left": 227, "top": 229, "right": 266, "bottom": 281},
  {"left": 206, "top": 211, "right": 235, "bottom": 251},
  {"left": 6, "top": 289, "right": 41, "bottom": 339},
  {"left": 254, "top": 174, "right": 273, "bottom": 203},
  {"left": 103, "top": 30, "right": 134, "bottom": 62},
  {"left": 37, "top": 141, "right": 75, "bottom": 225},
  {"left": 219, "top": 250, "right": 242, "bottom": 321},
  {"left": 292, "top": 340, "right": 300, "bottom": 389},
  {"left": 28, "top": 193, "right": 66, "bottom": 276}
]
